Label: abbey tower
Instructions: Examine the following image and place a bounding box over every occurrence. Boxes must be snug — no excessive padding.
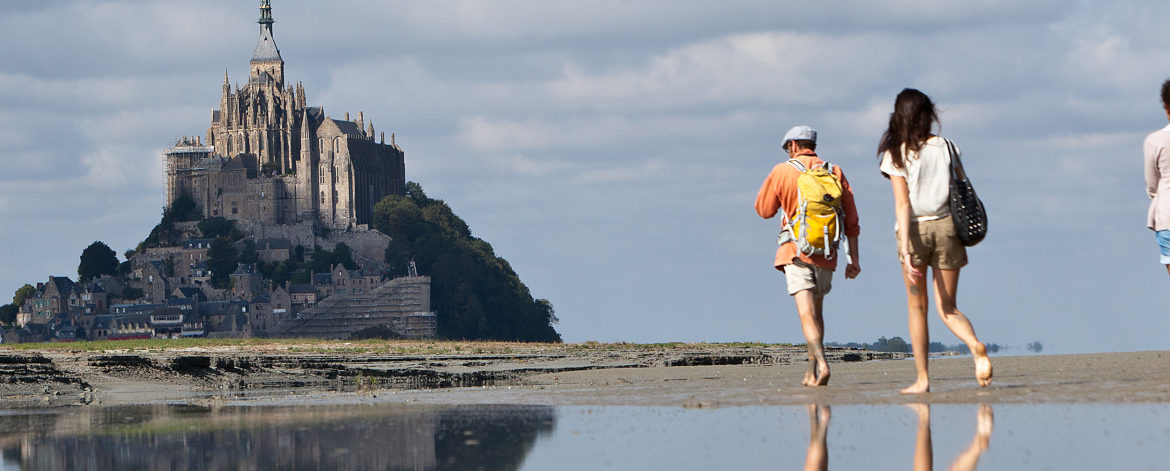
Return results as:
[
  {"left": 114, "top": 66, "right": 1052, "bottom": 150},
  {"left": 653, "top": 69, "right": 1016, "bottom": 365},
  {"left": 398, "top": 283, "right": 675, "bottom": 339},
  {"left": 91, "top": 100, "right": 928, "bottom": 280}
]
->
[{"left": 165, "top": 0, "right": 406, "bottom": 230}]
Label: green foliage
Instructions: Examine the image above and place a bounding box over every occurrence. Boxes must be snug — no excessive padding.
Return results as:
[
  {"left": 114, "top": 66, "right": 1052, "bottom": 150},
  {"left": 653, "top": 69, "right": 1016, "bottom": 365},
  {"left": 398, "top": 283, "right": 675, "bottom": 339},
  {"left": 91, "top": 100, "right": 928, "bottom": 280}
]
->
[
  {"left": 139, "top": 196, "right": 199, "bottom": 250},
  {"left": 374, "top": 182, "right": 561, "bottom": 342},
  {"left": 198, "top": 217, "right": 238, "bottom": 240},
  {"left": 0, "top": 304, "right": 17, "bottom": 326},
  {"left": 207, "top": 238, "right": 238, "bottom": 289},
  {"left": 239, "top": 240, "right": 259, "bottom": 265},
  {"left": 168, "top": 195, "right": 199, "bottom": 222},
  {"left": 258, "top": 260, "right": 300, "bottom": 287},
  {"left": 78, "top": 241, "right": 119, "bottom": 283},
  {"left": 13, "top": 284, "right": 35, "bottom": 308},
  {"left": 307, "top": 243, "right": 357, "bottom": 273},
  {"left": 349, "top": 324, "right": 404, "bottom": 340}
]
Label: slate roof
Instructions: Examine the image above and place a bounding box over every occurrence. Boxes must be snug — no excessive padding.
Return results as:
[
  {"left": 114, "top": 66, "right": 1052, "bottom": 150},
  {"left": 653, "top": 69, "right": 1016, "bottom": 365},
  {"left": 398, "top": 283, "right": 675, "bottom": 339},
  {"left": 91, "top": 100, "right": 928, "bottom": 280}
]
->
[
  {"left": 47, "top": 276, "right": 76, "bottom": 296},
  {"left": 91, "top": 315, "right": 114, "bottom": 331},
  {"left": 288, "top": 283, "right": 315, "bottom": 294},
  {"left": 174, "top": 287, "right": 206, "bottom": 300},
  {"left": 183, "top": 239, "right": 213, "bottom": 250},
  {"left": 251, "top": 25, "right": 282, "bottom": 63},
  {"left": 312, "top": 273, "right": 332, "bottom": 286},
  {"left": 332, "top": 119, "right": 364, "bottom": 137}
]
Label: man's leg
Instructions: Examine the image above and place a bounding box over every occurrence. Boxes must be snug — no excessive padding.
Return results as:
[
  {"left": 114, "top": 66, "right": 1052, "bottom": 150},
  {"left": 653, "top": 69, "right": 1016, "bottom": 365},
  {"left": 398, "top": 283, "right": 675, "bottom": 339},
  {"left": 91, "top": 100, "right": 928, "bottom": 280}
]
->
[{"left": 794, "top": 289, "right": 829, "bottom": 386}]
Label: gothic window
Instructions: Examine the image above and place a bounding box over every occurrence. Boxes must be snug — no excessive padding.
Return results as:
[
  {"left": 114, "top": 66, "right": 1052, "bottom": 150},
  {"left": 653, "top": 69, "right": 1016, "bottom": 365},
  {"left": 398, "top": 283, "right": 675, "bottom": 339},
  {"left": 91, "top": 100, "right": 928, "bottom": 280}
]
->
[{"left": 320, "top": 192, "right": 325, "bottom": 204}]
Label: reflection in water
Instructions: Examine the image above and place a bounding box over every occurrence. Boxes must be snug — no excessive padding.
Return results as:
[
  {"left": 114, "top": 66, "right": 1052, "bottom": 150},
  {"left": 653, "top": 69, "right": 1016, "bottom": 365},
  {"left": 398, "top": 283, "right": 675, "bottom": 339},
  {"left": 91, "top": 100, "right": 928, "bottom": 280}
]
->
[
  {"left": 804, "top": 404, "right": 830, "bottom": 471},
  {"left": 0, "top": 404, "right": 556, "bottom": 471},
  {"left": 908, "top": 404, "right": 994, "bottom": 471}
]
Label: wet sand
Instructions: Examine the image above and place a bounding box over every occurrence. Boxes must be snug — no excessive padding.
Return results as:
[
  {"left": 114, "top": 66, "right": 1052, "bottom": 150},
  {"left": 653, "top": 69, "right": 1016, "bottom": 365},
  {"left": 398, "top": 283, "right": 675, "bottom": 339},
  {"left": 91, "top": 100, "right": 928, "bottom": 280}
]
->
[
  {"left": 293, "top": 350, "right": 1170, "bottom": 408},
  {"left": 1, "top": 343, "right": 1167, "bottom": 407}
]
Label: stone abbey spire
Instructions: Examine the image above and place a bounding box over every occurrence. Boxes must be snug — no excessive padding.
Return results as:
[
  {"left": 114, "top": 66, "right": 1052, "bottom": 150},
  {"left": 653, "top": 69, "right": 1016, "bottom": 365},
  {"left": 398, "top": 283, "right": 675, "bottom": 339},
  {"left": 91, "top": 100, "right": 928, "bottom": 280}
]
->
[
  {"left": 165, "top": 0, "right": 406, "bottom": 230},
  {"left": 250, "top": 0, "right": 284, "bottom": 86}
]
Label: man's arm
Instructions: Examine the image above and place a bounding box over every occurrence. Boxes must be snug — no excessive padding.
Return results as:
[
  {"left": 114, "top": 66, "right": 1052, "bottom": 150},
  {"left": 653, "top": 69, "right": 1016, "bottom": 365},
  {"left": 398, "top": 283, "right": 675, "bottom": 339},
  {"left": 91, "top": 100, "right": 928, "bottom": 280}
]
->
[{"left": 837, "top": 168, "right": 861, "bottom": 279}]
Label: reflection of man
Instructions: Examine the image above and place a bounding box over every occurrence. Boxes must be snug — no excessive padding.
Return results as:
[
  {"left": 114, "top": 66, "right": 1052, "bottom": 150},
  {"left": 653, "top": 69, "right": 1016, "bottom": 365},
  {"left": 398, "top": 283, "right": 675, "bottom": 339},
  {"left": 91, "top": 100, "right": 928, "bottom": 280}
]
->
[
  {"left": 755, "top": 125, "right": 861, "bottom": 386},
  {"left": 804, "top": 404, "right": 830, "bottom": 471},
  {"left": 906, "top": 404, "right": 994, "bottom": 471}
]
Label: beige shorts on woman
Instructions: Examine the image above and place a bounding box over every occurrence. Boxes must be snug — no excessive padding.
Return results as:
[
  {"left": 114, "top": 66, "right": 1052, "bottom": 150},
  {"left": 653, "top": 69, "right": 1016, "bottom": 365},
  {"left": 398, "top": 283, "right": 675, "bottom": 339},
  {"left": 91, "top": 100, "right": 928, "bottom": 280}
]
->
[{"left": 895, "top": 215, "right": 968, "bottom": 269}]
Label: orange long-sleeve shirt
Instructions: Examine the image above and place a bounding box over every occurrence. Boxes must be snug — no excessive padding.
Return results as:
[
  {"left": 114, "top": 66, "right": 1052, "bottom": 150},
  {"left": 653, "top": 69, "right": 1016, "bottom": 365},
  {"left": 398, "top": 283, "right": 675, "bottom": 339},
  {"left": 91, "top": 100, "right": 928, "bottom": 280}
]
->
[{"left": 755, "top": 150, "right": 860, "bottom": 272}]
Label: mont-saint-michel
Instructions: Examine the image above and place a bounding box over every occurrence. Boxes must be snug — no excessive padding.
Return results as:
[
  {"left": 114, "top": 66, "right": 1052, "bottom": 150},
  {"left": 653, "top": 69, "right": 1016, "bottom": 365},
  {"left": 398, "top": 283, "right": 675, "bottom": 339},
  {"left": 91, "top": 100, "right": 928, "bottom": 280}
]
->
[{"left": 0, "top": 1, "right": 560, "bottom": 345}]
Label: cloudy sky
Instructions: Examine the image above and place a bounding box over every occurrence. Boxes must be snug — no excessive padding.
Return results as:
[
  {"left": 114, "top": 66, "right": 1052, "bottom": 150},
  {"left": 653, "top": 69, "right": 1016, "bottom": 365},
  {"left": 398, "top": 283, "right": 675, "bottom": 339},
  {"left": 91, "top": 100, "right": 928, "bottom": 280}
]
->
[{"left": 1, "top": 0, "right": 1167, "bottom": 353}]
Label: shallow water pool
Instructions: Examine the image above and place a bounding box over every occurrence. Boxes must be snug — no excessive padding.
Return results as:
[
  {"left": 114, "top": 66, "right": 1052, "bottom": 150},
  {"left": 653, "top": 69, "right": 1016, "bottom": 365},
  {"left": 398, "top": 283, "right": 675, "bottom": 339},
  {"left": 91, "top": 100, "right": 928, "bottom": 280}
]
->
[{"left": 0, "top": 402, "right": 1165, "bottom": 470}]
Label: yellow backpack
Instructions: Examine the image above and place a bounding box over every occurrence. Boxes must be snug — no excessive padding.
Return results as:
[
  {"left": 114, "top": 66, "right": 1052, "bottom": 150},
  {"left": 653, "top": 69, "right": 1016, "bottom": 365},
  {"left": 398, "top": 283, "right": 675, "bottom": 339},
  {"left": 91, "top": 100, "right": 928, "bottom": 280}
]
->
[{"left": 779, "top": 159, "right": 845, "bottom": 259}]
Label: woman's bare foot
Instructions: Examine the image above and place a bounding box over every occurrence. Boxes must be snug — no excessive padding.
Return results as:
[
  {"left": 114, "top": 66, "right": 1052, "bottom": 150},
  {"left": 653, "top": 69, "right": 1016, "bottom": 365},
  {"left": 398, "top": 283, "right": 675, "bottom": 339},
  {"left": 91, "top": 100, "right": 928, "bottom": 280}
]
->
[
  {"left": 901, "top": 380, "right": 930, "bottom": 394},
  {"left": 974, "top": 354, "right": 993, "bottom": 387},
  {"left": 904, "top": 402, "right": 930, "bottom": 418},
  {"left": 975, "top": 404, "right": 993, "bottom": 448},
  {"left": 802, "top": 363, "right": 817, "bottom": 386}
]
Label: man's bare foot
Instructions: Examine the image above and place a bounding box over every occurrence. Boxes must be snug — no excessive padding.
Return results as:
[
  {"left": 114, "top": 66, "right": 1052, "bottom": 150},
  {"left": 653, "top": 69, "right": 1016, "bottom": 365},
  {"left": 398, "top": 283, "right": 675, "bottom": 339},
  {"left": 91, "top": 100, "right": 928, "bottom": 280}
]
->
[
  {"left": 974, "top": 354, "right": 993, "bottom": 387},
  {"left": 802, "top": 362, "right": 817, "bottom": 386},
  {"left": 813, "top": 362, "right": 830, "bottom": 386},
  {"left": 901, "top": 380, "right": 930, "bottom": 394}
]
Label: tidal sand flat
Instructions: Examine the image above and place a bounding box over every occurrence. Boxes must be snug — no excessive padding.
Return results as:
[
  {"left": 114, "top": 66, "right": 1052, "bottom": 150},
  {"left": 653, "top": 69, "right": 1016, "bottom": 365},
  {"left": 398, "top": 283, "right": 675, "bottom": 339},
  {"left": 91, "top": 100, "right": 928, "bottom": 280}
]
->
[{"left": 1, "top": 342, "right": 1168, "bottom": 469}]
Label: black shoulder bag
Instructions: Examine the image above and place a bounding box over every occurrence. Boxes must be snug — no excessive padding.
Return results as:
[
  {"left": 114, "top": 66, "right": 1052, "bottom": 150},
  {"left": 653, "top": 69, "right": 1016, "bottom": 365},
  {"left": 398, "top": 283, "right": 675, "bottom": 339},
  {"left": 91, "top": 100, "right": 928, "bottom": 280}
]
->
[{"left": 945, "top": 139, "right": 988, "bottom": 246}]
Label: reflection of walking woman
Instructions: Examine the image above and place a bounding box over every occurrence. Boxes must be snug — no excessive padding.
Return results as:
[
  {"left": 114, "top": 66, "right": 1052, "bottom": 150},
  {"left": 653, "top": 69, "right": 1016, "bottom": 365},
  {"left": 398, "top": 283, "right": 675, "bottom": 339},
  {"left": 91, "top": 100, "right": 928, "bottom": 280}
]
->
[
  {"left": 1144, "top": 80, "right": 1170, "bottom": 278},
  {"left": 877, "top": 88, "right": 992, "bottom": 394}
]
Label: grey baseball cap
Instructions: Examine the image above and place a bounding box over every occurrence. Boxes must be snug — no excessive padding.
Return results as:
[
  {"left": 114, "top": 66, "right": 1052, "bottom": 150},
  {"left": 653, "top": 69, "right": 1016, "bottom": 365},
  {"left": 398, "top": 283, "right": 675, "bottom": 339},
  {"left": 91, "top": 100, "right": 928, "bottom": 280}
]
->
[{"left": 781, "top": 125, "right": 817, "bottom": 149}]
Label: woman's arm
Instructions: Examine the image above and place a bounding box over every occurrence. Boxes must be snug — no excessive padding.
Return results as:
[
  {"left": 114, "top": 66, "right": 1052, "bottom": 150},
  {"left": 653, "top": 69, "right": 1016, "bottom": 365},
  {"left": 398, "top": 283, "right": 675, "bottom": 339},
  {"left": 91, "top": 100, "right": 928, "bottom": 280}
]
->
[
  {"left": 1146, "top": 137, "right": 1161, "bottom": 199},
  {"left": 891, "top": 175, "right": 923, "bottom": 281}
]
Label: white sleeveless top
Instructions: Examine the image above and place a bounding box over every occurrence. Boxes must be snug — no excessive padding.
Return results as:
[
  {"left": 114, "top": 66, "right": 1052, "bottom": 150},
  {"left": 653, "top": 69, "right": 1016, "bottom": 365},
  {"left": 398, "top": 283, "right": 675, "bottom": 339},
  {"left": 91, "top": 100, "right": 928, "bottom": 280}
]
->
[{"left": 879, "top": 136, "right": 954, "bottom": 221}]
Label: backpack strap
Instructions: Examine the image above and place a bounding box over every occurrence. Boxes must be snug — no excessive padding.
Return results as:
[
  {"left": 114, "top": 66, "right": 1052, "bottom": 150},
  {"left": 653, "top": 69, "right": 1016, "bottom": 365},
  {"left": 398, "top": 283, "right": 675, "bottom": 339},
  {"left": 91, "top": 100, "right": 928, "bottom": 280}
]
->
[{"left": 786, "top": 159, "right": 807, "bottom": 172}]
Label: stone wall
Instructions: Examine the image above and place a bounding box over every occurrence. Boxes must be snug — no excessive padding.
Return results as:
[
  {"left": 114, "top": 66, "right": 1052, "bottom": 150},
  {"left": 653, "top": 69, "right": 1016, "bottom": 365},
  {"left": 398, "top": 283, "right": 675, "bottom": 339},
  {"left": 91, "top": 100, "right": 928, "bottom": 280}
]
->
[{"left": 270, "top": 275, "right": 434, "bottom": 339}]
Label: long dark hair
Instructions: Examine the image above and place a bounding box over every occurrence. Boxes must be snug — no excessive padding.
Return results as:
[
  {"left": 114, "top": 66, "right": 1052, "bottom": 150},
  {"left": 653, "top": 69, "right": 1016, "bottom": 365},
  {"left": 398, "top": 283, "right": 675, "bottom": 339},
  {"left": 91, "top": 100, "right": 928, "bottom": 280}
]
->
[{"left": 878, "top": 88, "right": 939, "bottom": 175}]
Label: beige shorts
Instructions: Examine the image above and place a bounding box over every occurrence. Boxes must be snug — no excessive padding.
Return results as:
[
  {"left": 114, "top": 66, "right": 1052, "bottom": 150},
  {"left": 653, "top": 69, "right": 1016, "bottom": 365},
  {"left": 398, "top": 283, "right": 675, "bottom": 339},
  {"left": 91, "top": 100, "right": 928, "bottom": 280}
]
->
[
  {"left": 784, "top": 260, "right": 833, "bottom": 296},
  {"left": 896, "top": 215, "right": 968, "bottom": 270}
]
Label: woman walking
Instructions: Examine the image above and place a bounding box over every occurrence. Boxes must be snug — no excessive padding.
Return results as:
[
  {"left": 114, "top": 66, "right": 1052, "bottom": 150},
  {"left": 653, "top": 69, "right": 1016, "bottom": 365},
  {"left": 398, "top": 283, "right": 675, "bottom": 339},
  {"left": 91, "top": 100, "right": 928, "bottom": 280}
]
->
[
  {"left": 1144, "top": 80, "right": 1170, "bottom": 278},
  {"left": 877, "top": 88, "right": 992, "bottom": 393}
]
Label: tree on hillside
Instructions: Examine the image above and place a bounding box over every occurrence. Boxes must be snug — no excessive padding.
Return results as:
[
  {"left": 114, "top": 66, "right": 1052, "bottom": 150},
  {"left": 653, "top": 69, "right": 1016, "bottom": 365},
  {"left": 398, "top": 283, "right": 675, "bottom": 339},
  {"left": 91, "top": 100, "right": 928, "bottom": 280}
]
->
[
  {"left": 78, "top": 241, "right": 119, "bottom": 283},
  {"left": 374, "top": 182, "right": 561, "bottom": 342},
  {"left": 199, "top": 217, "right": 238, "bottom": 240},
  {"left": 307, "top": 243, "right": 358, "bottom": 273},
  {"left": 207, "top": 237, "right": 237, "bottom": 289},
  {"left": 139, "top": 196, "right": 199, "bottom": 250},
  {"left": 0, "top": 304, "right": 17, "bottom": 326},
  {"left": 13, "top": 284, "right": 35, "bottom": 308},
  {"left": 239, "top": 240, "right": 259, "bottom": 265}
]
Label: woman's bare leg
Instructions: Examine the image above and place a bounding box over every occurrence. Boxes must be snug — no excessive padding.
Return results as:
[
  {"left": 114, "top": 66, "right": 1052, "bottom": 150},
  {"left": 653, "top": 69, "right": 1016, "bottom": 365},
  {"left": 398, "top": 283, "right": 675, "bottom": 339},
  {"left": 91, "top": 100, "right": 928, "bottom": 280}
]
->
[
  {"left": 947, "top": 405, "right": 993, "bottom": 471},
  {"left": 932, "top": 268, "right": 992, "bottom": 387},
  {"left": 906, "top": 403, "right": 932, "bottom": 471},
  {"left": 901, "top": 264, "right": 931, "bottom": 394}
]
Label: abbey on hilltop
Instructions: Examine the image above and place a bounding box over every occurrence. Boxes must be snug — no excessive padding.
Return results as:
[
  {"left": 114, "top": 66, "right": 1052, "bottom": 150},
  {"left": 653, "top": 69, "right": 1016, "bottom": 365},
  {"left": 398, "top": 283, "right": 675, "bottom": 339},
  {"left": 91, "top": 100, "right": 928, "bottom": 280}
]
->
[{"left": 165, "top": 0, "right": 405, "bottom": 230}]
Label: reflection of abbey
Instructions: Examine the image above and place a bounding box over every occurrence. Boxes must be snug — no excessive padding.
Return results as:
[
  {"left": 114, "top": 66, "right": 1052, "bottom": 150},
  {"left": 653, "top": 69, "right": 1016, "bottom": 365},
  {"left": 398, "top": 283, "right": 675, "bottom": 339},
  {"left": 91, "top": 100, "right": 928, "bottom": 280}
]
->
[{"left": 165, "top": 0, "right": 405, "bottom": 230}]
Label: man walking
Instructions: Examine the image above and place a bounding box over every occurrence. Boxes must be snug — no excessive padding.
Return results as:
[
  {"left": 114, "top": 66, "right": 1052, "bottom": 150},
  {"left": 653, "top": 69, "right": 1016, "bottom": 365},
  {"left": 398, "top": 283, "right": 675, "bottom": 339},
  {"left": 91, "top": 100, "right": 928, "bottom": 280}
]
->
[{"left": 755, "top": 125, "right": 861, "bottom": 386}]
